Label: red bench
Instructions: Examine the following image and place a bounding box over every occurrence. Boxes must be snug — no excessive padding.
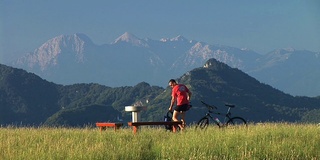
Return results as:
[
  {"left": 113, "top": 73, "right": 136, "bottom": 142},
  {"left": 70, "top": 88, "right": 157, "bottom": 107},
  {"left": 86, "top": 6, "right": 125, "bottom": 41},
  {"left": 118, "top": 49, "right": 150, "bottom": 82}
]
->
[
  {"left": 96, "top": 122, "right": 123, "bottom": 132},
  {"left": 128, "top": 121, "right": 183, "bottom": 134}
]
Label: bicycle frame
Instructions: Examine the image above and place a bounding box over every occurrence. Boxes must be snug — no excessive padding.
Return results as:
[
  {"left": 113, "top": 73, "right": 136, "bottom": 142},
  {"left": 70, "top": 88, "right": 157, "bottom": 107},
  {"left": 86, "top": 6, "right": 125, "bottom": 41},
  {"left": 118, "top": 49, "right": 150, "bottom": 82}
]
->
[{"left": 204, "top": 106, "right": 233, "bottom": 127}]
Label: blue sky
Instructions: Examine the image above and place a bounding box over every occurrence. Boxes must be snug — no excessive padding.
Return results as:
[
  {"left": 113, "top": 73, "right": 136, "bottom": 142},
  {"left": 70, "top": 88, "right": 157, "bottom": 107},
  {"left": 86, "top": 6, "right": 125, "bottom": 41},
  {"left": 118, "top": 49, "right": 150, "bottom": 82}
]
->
[{"left": 1, "top": 0, "right": 319, "bottom": 63}]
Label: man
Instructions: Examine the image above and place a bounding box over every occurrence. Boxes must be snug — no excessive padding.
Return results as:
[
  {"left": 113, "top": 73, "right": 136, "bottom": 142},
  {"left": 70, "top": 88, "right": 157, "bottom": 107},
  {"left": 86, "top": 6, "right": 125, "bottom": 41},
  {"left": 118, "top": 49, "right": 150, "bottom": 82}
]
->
[{"left": 168, "top": 79, "right": 192, "bottom": 130}]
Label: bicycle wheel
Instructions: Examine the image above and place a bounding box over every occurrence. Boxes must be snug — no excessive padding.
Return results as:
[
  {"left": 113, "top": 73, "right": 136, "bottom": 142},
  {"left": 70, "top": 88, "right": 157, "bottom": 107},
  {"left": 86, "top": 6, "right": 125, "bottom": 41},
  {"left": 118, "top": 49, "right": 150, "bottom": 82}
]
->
[
  {"left": 226, "top": 117, "right": 247, "bottom": 128},
  {"left": 196, "top": 117, "right": 209, "bottom": 129}
]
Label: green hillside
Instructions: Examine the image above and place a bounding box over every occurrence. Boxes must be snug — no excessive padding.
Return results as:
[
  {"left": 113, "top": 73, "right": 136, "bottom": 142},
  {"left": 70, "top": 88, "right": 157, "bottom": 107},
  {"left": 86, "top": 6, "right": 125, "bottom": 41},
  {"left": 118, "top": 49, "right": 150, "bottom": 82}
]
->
[
  {"left": 0, "top": 64, "right": 60, "bottom": 125},
  {"left": 144, "top": 58, "right": 320, "bottom": 123}
]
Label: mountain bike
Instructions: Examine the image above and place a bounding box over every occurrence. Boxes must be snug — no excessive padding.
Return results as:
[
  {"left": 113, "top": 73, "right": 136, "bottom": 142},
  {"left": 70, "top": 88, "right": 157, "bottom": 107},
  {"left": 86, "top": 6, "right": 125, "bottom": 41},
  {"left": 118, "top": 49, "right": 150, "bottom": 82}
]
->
[{"left": 196, "top": 101, "right": 247, "bottom": 129}]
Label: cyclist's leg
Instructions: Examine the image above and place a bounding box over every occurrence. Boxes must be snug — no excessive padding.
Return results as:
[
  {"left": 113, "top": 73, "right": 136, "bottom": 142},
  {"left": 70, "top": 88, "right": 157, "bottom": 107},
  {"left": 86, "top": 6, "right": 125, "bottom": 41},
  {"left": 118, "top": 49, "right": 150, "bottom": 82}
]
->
[
  {"left": 180, "top": 111, "right": 186, "bottom": 129},
  {"left": 172, "top": 110, "right": 179, "bottom": 122},
  {"left": 172, "top": 110, "right": 183, "bottom": 129}
]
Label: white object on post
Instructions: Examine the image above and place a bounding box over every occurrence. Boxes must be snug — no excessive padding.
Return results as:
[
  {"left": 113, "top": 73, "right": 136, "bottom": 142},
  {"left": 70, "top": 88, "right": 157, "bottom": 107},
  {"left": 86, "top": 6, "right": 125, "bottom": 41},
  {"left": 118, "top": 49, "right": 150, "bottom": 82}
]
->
[{"left": 125, "top": 106, "right": 146, "bottom": 122}]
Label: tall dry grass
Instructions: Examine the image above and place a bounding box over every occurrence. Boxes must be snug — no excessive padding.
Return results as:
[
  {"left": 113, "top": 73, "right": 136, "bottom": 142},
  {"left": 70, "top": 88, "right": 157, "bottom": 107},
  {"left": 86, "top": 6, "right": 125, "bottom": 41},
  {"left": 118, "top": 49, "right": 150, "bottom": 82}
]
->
[{"left": 0, "top": 123, "right": 319, "bottom": 160}]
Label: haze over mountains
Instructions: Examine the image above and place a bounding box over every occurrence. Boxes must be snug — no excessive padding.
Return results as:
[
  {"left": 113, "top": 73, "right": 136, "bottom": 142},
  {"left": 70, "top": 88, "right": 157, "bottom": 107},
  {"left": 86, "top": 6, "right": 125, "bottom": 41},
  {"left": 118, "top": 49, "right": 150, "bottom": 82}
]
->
[{"left": 12, "top": 32, "right": 320, "bottom": 97}]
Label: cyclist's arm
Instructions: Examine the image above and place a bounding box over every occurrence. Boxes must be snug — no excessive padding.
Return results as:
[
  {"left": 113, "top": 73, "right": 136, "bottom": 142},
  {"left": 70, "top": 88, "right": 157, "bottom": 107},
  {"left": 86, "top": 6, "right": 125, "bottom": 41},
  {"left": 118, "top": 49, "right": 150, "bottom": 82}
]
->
[
  {"left": 169, "top": 95, "right": 176, "bottom": 111},
  {"left": 187, "top": 90, "right": 192, "bottom": 101}
]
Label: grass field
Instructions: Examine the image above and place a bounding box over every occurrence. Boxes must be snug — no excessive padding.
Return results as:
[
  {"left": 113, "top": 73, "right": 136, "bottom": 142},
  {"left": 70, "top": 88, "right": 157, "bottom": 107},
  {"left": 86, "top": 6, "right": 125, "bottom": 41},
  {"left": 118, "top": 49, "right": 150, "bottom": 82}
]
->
[{"left": 1, "top": 123, "right": 319, "bottom": 160}]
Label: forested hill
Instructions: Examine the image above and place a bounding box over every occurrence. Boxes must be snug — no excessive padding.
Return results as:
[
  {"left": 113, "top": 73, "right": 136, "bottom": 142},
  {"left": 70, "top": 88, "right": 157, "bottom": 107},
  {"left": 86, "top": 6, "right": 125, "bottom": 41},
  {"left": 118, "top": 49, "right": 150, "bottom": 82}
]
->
[
  {"left": 144, "top": 58, "right": 320, "bottom": 123},
  {"left": 0, "top": 64, "right": 60, "bottom": 125},
  {"left": 0, "top": 63, "right": 164, "bottom": 126},
  {"left": 1, "top": 61, "right": 319, "bottom": 127}
]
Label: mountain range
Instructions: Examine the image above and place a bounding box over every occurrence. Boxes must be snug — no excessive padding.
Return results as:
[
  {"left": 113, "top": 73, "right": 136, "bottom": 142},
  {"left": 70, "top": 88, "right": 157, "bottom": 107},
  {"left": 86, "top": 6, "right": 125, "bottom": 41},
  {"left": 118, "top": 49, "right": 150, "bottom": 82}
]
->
[
  {"left": 1, "top": 58, "right": 320, "bottom": 127},
  {"left": 12, "top": 32, "right": 320, "bottom": 97}
]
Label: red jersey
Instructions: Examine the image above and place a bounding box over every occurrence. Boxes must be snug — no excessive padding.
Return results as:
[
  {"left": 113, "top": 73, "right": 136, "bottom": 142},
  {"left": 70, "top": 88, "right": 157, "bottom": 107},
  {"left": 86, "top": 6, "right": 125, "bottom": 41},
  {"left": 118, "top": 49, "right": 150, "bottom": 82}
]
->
[{"left": 172, "top": 84, "right": 190, "bottom": 105}]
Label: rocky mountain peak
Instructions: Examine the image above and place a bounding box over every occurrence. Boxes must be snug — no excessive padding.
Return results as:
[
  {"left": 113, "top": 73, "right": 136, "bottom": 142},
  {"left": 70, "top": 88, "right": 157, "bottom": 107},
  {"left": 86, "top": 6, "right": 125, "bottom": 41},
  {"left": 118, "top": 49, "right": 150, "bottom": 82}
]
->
[
  {"left": 113, "top": 32, "right": 148, "bottom": 47},
  {"left": 189, "top": 42, "right": 211, "bottom": 54},
  {"left": 160, "top": 35, "right": 192, "bottom": 43},
  {"left": 170, "top": 35, "right": 188, "bottom": 42},
  {"left": 262, "top": 48, "right": 295, "bottom": 66},
  {"left": 16, "top": 33, "right": 93, "bottom": 70}
]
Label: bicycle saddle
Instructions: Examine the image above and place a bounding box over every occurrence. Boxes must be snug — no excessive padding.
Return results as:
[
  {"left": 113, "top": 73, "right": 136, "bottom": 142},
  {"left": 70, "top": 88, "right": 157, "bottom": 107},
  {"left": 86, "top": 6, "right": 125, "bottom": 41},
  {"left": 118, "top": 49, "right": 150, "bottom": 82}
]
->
[{"left": 225, "top": 104, "right": 235, "bottom": 108}]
